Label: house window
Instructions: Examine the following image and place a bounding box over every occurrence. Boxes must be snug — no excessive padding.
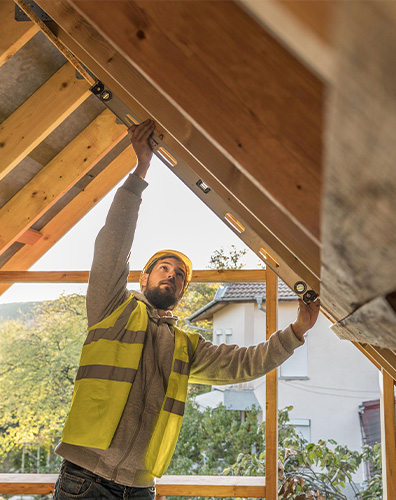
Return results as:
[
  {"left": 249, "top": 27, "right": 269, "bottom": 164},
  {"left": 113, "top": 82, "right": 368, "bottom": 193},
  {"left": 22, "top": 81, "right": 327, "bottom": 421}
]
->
[
  {"left": 216, "top": 329, "right": 223, "bottom": 344},
  {"left": 280, "top": 339, "right": 308, "bottom": 379},
  {"left": 290, "top": 419, "right": 311, "bottom": 442},
  {"left": 225, "top": 328, "right": 233, "bottom": 344}
]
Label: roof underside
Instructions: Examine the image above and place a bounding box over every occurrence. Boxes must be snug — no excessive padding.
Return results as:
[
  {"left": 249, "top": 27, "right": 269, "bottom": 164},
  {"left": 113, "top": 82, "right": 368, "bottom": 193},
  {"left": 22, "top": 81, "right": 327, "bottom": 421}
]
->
[{"left": 0, "top": 0, "right": 396, "bottom": 377}]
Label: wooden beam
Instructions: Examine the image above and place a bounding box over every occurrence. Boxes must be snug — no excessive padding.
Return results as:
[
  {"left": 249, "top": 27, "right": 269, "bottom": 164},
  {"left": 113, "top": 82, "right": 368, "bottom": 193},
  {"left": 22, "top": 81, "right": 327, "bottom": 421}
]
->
[
  {"left": 0, "top": 146, "right": 137, "bottom": 297},
  {"left": 16, "top": 229, "right": 43, "bottom": 246},
  {"left": 0, "top": 0, "right": 39, "bottom": 67},
  {"left": 0, "top": 62, "right": 90, "bottom": 180},
  {"left": 380, "top": 370, "right": 396, "bottom": 499},
  {"left": 359, "top": 344, "right": 396, "bottom": 382},
  {"left": 0, "top": 474, "right": 265, "bottom": 497},
  {"left": 36, "top": 0, "right": 322, "bottom": 291},
  {"left": 265, "top": 265, "right": 278, "bottom": 500},
  {"left": 0, "top": 109, "right": 126, "bottom": 255},
  {"left": 0, "top": 269, "right": 267, "bottom": 284}
]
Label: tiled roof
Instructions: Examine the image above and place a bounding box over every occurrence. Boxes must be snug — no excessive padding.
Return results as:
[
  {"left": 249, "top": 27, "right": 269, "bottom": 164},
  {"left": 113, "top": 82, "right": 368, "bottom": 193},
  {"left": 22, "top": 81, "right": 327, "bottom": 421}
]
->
[
  {"left": 187, "top": 280, "right": 297, "bottom": 322},
  {"left": 217, "top": 280, "right": 297, "bottom": 301}
]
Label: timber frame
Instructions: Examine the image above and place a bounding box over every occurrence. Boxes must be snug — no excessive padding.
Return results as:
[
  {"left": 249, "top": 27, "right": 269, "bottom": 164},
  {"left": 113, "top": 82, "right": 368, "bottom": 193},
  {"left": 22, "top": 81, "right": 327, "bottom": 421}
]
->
[{"left": 1, "top": 0, "right": 396, "bottom": 497}]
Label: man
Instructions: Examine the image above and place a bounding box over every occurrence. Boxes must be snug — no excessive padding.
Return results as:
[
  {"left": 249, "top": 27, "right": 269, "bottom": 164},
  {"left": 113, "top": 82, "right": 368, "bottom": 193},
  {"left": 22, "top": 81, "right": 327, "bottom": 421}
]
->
[{"left": 53, "top": 119, "right": 320, "bottom": 499}]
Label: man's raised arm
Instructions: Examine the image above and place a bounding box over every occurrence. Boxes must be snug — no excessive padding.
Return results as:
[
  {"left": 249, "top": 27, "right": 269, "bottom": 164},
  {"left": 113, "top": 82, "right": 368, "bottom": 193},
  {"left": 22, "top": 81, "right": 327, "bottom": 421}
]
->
[{"left": 86, "top": 119, "right": 156, "bottom": 326}]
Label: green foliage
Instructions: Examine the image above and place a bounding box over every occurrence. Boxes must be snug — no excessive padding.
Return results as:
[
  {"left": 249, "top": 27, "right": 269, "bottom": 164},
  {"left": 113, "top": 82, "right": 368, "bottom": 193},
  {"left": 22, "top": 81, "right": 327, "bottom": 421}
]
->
[
  {"left": 168, "top": 397, "right": 263, "bottom": 476},
  {"left": 224, "top": 407, "right": 382, "bottom": 500},
  {"left": 208, "top": 245, "right": 247, "bottom": 270},
  {"left": 0, "top": 294, "right": 87, "bottom": 472}
]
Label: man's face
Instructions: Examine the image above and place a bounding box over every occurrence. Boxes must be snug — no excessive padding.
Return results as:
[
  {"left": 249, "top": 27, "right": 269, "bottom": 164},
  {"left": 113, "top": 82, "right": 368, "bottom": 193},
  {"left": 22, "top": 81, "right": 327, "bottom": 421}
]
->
[{"left": 141, "top": 257, "right": 186, "bottom": 310}]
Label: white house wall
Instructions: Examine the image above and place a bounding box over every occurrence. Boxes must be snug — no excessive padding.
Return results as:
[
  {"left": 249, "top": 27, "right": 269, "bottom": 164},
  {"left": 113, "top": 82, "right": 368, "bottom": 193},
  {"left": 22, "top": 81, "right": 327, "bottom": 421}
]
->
[{"left": 212, "top": 300, "right": 380, "bottom": 481}]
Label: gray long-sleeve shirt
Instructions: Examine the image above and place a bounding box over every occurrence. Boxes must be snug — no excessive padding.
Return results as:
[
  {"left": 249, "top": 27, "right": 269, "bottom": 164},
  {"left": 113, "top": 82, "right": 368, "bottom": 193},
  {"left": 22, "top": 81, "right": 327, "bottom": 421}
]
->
[{"left": 55, "top": 173, "right": 303, "bottom": 487}]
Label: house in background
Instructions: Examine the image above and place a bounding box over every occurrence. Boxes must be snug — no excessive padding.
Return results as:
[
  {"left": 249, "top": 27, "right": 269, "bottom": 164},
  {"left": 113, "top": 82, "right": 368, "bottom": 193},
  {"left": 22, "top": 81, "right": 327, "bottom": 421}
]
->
[{"left": 188, "top": 282, "right": 380, "bottom": 481}]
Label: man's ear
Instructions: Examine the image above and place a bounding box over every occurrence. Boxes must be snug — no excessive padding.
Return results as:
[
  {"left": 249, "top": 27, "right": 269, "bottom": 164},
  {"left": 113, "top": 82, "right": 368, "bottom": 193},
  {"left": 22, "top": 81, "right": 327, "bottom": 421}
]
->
[{"left": 140, "top": 273, "right": 149, "bottom": 290}]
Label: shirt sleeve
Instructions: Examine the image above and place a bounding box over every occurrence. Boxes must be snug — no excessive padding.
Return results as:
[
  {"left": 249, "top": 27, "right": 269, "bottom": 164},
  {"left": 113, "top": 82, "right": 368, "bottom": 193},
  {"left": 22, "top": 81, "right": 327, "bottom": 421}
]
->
[
  {"left": 86, "top": 173, "right": 148, "bottom": 327},
  {"left": 188, "top": 324, "right": 304, "bottom": 385}
]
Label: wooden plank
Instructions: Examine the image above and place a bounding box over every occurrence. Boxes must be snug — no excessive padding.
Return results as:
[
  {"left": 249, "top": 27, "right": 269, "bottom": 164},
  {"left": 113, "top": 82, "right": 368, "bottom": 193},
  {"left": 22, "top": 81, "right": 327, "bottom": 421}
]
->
[
  {"left": 0, "top": 109, "right": 126, "bottom": 255},
  {"left": 0, "top": 269, "right": 267, "bottom": 284},
  {"left": 265, "top": 265, "right": 278, "bottom": 500},
  {"left": 0, "top": 474, "right": 265, "bottom": 497},
  {"left": 36, "top": 0, "right": 322, "bottom": 289},
  {"left": 0, "top": 62, "right": 90, "bottom": 180},
  {"left": 69, "top": 0, "right": 323, "bottom": 241},
  {"left": 16, "top": 229, "right": 42, "bottom": 246},
  {"left": 0, "top": 0, "right": 39, "bottom": 67},
  {"left": 0, "top": 146, "right": 137, "bottom": 297},
  {"left": 380, "top": 370, "right": 396, "bottom": 499},
  {"left": 240, "top": 0, "right": 335, "bottom": 83}
]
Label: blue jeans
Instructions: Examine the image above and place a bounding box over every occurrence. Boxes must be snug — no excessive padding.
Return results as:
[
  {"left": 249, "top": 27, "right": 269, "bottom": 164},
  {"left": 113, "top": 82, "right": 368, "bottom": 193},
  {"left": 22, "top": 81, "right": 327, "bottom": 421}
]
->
[{"left": 53, "top": 460, "right": 156, "bottom": 500}]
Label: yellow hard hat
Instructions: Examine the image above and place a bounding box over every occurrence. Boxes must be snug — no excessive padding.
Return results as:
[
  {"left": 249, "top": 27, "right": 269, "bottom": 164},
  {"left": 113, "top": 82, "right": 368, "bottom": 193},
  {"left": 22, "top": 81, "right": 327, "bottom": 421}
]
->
[{"left": 141, "top": 250, "right": 193, "bottom": 294}]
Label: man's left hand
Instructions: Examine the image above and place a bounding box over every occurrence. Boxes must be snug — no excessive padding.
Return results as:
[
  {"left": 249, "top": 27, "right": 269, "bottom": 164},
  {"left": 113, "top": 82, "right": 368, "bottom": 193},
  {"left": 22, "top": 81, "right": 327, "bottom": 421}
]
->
[{"left": 291, "top": 298, "right": 321, "bottom": 341}]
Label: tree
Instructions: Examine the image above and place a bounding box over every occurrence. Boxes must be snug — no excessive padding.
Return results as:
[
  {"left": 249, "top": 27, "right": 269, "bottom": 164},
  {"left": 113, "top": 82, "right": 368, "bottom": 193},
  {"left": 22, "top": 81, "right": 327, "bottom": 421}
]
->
[
  {"left": 0, "top": 294, "right": 87, "bottom": 472},
  {"left": 224, "top": 406, "right": 382, "bottom": 500},
  {"left": 167, "top": 396, "right": 263, "bottom": 476}
]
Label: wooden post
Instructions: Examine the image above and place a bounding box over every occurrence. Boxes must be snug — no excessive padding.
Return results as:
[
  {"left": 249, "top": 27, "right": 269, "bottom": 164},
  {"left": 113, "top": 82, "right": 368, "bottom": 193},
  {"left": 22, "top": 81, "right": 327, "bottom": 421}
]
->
[
  {"left": 265, "top": 265, "right": 278, "bottom": 499},
  {"left": 380, "top": 369, "right": 396, "bottom": 499}
]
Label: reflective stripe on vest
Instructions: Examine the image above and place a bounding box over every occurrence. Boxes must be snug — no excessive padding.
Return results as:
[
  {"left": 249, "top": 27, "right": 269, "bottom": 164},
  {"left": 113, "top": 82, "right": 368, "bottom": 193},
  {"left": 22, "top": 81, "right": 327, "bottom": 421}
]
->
[
  {"left": 145, "top": 326, "right": 200, "bottom": 477},
  {"left": 61, "top": 294, "right": 148, "bottom": 449}
]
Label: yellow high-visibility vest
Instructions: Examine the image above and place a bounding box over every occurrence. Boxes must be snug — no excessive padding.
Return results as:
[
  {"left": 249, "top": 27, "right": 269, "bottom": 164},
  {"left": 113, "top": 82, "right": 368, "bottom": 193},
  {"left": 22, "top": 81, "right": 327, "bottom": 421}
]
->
[{"left": 62, "top": 294, "right": 199, "bottom": 477}]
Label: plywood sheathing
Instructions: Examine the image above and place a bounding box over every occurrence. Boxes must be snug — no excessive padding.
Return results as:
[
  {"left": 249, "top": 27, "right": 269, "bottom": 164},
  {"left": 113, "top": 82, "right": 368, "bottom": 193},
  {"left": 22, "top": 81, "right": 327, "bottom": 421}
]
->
[{"left": 321, "top": 1, "right": 396, "bottom": 347}]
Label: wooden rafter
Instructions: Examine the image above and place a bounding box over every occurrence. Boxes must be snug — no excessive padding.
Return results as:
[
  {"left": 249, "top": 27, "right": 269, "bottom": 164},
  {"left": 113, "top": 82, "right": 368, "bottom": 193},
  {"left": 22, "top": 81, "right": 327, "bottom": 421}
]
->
[
  {"left": 0, "top": 269, "right": 267, "bottom": 284},
  {"left": 36, "top": 0, "right": 322, "bottom": 293},
  {"left": 0, "top": 109, "right": 126, "bottom": 255},
  {"left": 0, "top": 146, "right": 136, "bottom": 297},
  {"left": 0, "top": 0, "right": 39, "bottom": 67},
  {"left": 0, "top": 62, "right": 90, "bottom": 180}
]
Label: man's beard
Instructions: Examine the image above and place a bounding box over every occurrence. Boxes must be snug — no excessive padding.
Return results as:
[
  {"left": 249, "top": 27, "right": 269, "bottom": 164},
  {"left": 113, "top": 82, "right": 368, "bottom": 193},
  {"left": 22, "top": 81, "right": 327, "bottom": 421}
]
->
[{"left": 144, "top": 283, "right": 178, "bottom": 310}]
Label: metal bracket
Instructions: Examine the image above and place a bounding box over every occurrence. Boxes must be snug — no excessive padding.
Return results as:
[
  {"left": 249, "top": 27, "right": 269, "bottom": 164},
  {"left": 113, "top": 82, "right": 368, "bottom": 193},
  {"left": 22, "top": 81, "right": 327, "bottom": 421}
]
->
[
  {"left": 15, "top": 1, "right": 52, "bottom": 21},
  {"left": 89, "top": 80, "right": 319, "bottom": 303}
]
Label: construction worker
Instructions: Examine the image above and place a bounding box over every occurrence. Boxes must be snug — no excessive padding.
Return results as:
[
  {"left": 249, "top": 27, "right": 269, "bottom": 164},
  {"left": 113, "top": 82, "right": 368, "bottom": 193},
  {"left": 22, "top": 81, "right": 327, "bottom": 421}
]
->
[{"left": 52, "top": 119, "right": 320, "bottom": 500}]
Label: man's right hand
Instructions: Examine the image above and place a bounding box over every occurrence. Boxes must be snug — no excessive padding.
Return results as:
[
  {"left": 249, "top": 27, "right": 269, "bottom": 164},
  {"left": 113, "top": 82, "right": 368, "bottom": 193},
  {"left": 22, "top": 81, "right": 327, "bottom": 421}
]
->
[{"left": 128, "top": 119, "right": 156, "bottom": 179}]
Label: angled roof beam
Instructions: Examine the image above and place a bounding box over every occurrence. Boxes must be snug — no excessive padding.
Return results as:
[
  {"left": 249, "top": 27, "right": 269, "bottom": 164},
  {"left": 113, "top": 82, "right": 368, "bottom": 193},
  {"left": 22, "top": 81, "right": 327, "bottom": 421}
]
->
[
  {"left": 0, "top": 145, "right": 136, "bottom": 297},
  {"left": 0, "top": 109, "right": 126, "bottom": 256},
  {"left": 0, "top": 0, "right": 39, "bottom": 67},
  {"left": 0, "top": 62, "right": 90, "bottom": 180},
  {"left": 36, "top": 0, "right": 322, "bottom": 293}
]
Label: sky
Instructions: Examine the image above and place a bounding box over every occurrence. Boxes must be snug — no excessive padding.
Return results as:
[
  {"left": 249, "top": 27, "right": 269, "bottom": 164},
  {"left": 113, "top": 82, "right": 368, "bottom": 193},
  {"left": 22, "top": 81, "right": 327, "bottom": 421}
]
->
[{"left": 0, "top": 155, "right": 263, "bottom": 305}]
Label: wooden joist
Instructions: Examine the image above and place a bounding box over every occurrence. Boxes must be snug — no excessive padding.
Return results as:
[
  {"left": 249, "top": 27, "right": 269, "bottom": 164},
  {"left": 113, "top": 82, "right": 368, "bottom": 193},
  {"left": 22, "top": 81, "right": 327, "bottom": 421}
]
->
[
  {"left": 0, "top": 269, "right": 267, "bottom": 284},
  {"left": 0, "top": 109, "right": 126, "bottom": 255},
  {"left": 0, "top": 62, "right": 90, "bottom": 181},
  {"left": 36, "top": 0, "right": 322, "bottom": 292},
  {"left": 0, "top": 145, "right": 136, "bottom": 297},
  {"left": 0, "top": 474, "right": 265, "bottom": 497},
  {"left": 0, "top": 0, "right": 39, "bottom": 67}
]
